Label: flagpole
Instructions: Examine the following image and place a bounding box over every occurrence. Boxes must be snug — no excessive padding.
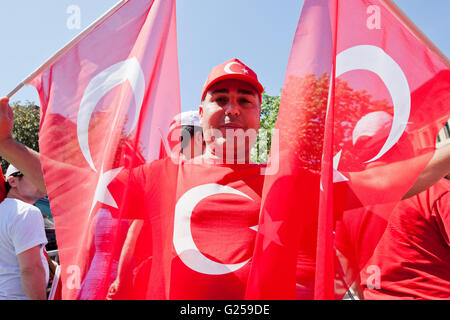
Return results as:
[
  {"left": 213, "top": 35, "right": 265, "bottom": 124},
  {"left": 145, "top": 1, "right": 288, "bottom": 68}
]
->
[
  {"left": 6, "top": 0, "right": 129, "bottom": 98},
  {"left": 383, "top": 0, "right": 449, "bottom": 67},
  {"left": 314, "top": 0, "right": 339, "bottom": 300}
]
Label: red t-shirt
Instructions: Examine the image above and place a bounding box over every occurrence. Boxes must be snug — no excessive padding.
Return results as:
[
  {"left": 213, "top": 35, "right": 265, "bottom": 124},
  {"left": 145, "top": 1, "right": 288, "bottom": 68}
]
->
[
  {"left": 110, "top": 158, "right": 265, "bottom": 299},
  {"left": 361, "top": 179, "right": 450, "bottom": 299}
]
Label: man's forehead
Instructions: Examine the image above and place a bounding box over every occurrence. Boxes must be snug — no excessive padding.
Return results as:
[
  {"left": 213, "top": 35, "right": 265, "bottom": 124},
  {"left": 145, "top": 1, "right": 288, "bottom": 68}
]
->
[{"left": 207, "top": 79, "right": 259, "bottom": 96}]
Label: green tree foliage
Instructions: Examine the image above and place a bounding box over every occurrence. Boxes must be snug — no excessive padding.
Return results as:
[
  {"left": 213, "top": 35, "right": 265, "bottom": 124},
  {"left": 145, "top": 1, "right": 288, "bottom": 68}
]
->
[
  {"left": 251, "top": 92, "right": 281, "bottom": 163},
  {"left": 1, "top": 101, "right": 40, "bottom": 173}
]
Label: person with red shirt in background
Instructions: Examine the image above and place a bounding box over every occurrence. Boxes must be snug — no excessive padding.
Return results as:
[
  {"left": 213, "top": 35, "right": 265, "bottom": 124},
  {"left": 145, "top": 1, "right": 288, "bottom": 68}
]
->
[
  {"left": 334, "top": 112, "right": 450, "bottom": 299},
  {"left": 361, "top": 177, "right": 450, "bottom": 299}
]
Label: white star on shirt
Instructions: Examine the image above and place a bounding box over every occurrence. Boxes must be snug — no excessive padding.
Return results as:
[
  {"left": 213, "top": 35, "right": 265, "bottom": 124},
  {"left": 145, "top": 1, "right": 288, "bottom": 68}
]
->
[
  {"left": 88, "top": 166, "right": 123, "bottom": 220},
  {"left": 242, "top": 68, "right": 249, "bottom": 74}
]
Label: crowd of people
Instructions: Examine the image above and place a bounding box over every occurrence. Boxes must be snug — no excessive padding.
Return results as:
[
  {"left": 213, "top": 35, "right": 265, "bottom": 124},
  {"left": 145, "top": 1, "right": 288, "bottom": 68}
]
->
[{"left": 0, "top": 58, "right": 449, "bottom": 300}]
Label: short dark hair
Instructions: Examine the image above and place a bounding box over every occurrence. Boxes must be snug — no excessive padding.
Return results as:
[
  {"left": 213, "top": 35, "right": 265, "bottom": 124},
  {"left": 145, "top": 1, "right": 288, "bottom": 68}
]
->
[
  {"left": 180, "top": 125, "right": 203, "bottom": 150},
  {"left": 4, "top": 172, "right": 23, "bottom": 194}
]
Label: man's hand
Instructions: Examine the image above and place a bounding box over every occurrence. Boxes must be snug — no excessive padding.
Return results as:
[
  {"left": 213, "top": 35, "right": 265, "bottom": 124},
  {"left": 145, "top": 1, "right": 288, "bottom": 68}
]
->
[
  {"left": 0, "top": 96, "right": 47, "bottom": 193},
  {"left": 106, "top": 279, "right": 122, "bottom": 300},
  {"left": 0, "top": 97, "right": 14, "bottom": 142}
]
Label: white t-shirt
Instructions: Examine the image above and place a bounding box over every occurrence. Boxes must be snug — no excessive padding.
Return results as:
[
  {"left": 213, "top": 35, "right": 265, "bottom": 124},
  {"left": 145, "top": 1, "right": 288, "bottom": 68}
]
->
[{"left": 0, "top": 198, "right": 49, "bottom": 300}]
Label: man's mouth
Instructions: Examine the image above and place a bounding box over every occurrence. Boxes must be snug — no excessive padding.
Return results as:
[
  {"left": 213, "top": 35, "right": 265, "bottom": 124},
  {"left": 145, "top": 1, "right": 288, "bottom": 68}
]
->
[{"left": 220, "top": 123, "right": 243, "bottom": 130}]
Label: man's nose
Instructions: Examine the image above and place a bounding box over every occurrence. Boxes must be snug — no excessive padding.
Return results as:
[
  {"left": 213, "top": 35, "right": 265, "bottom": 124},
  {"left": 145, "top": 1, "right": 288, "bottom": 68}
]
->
[{"left": 224, "top": 99, "right": 240, "bottom": 117}]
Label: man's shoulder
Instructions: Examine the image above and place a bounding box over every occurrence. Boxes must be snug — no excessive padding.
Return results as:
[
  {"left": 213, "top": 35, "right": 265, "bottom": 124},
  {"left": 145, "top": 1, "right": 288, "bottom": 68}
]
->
[
  {"left": 0, "top": 198, "right": 39, "bottom": 213},
  {"left": 420, "top": 178, "right": 450, "bottom": 207},
  {"left": 0, "top": 198, "right": 43, "bottom": 228},
  {"left": 432, "top": 178, "right": 450, "bottom": 196}
]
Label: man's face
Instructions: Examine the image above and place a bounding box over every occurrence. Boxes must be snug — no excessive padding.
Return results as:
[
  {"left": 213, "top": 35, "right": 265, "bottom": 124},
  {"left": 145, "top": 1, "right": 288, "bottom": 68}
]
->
[
  {"left": 8, "top": 174, "right": 46, "bottom": 204},
  {"left": 199, "top": 79, "right": 261, "bottom": 161},
  {"left": 180, "top": 126, "right": 205, "bottom": 160}
]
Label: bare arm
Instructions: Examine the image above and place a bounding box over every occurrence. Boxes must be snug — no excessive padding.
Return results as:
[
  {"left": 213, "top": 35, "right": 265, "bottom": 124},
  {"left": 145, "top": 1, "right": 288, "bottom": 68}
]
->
[
  {"left": 116, "top": 219, "right": 144, "bottom": 279},
  {"left": 0, "top": 97, "right": 46, "bottom": 193},
  {"left": 403, "top": 143, "right": 450, "bottom": 199},
  {"left": 17, "top": 245, "right": 47, "bottom": 300},
  {"left": 107, "top": 219, "right": 143, "bottom": 300}
]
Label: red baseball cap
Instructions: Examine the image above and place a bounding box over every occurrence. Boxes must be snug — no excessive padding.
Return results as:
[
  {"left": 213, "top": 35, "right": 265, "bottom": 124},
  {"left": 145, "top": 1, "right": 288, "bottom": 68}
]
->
[{"left": 201, "top": 58, "right": 264, "bottom": 102}]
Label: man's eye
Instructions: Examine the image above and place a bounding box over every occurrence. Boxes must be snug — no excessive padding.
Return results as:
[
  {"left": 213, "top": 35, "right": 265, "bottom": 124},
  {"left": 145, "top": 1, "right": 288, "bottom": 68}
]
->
[
  {"left": 215, "top": 97, "right": 227, "bottom": 104},
  {"left": 239, "top": 98, "right": 254, "bottom": 106}
]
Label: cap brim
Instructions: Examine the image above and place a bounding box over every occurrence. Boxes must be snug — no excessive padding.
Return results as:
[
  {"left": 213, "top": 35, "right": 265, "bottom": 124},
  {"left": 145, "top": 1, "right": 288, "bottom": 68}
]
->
[{"left": 201, "top": 74, "right": 264, "bottom": 102}]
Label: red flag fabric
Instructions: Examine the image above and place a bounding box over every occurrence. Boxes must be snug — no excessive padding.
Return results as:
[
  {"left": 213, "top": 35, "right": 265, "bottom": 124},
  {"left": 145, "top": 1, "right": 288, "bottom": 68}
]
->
[
  {"left": 246, "top": 0, "right": 449, "bottom": 300},
  {"left": 30, "top": 0, "right": 180, "bottom": 299},
  {"left": 0, "top": 173, "right": 5, "bottom": 203}
]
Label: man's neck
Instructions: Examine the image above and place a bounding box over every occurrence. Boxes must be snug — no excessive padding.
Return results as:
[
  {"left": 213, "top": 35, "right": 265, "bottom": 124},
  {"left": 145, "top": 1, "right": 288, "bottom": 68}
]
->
[
  {"left": 202, "top": 147, "right": 251, "bottom": 165},
  {"left": 7, "top": 190, "right": 37, "bottom": 205}
]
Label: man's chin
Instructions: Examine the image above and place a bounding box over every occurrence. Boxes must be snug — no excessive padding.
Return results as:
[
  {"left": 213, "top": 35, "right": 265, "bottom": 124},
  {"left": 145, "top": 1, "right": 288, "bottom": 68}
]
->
[{"left": 213, "top": 144, "right": 251, "bottom": 164}]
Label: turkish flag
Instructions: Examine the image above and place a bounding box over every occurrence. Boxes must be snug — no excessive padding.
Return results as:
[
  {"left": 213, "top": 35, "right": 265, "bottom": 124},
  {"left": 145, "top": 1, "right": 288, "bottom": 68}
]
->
[
  {"left": 0, "top": 173, "right": 5, "bottom": 202},
  {"left": 246, "top": 0, "right": 449, "bottom": 300},
  {"left": 30, "top": 0, "right": 180, "bottom": 299}
]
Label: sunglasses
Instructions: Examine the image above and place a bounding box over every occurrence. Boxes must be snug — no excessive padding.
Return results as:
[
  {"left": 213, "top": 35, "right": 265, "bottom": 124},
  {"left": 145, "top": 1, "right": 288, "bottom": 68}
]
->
[{"left": 9, "top": 172, "right": 24, "bottom": 178}]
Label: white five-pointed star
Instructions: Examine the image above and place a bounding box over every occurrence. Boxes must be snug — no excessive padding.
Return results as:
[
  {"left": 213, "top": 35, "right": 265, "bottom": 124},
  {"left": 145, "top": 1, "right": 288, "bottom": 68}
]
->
[
  {"left": 88, "top": 166, "right": 123, "bottom": 220},
  {"left": 242, "top": 68, "right": 249, "bottom": 74},
  {"left": 251, "top": 214, "right": 283, "bottom": 250}
]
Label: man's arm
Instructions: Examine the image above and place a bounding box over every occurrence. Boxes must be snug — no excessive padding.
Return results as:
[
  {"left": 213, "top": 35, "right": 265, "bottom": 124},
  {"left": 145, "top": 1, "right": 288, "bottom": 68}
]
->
[
  {"left": 107, "top": 219, "right": 144, "bottom": 300},
  {"left": 403, "top": 143, "right": 450, "bottom": 199},
  {"left": 17, "top": 245, "right": 47, "bottom": 300},
  {"left": 0, "top": 97, "right": 46, "bottom": 193}
]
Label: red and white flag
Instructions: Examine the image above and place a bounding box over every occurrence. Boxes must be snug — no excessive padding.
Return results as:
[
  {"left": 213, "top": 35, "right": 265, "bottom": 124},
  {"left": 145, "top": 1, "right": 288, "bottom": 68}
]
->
[
  {"left": 30, "top": 0, "right": 179, "bottom": 299},
  {"left": 246, "top": 0, "right": 449, "bottom": 300},
  {"left": 0, "top": 174, "right": 5, "bottom": 202}
]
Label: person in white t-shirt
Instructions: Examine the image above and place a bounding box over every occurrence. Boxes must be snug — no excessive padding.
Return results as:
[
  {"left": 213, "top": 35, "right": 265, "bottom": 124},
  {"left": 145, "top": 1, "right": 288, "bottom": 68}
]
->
[{"left": 0, "top": 165, "right": 48, "bottom": 300}]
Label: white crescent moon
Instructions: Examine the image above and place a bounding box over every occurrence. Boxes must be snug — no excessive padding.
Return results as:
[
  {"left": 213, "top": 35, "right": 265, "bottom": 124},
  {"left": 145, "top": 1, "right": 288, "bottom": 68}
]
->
[
  {"left": 173, "top": 183, "right": 253, "bottom": 275},
  {"left": 336, "top": 45, "right": 411, "bottom": 163},
  {"left": 77, "top": 58, "right": 145, "bottom": 172},
  {"left": 224, "top": 62, "right": 241, "bottom": 74}
]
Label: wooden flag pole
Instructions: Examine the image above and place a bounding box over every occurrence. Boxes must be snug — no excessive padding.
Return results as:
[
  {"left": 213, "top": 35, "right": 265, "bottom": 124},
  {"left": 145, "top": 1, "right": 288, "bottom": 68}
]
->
[{"left": 6, "top": 0, "right": 128, "bottom": 98}]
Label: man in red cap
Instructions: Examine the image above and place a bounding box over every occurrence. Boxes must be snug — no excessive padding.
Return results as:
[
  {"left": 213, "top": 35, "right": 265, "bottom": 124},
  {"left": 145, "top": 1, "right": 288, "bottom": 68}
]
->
[
  {"left": 106, "top": 58, "right": 268, "bottom": 299},
  {"left": 199, "top": 58, "right": 264, "bottom": 164}
]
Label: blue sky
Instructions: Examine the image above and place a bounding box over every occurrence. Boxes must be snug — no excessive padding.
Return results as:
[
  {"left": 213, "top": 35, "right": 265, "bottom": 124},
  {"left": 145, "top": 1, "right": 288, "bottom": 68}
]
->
[{"left": 0, "top": 0, "right": 449, "bottom": 112}]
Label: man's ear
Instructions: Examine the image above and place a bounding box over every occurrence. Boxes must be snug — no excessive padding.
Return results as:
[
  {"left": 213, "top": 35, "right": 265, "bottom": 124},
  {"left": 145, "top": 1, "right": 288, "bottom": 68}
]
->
[
  {"left": 7, "top": 176, "right": 18, "bottom": 188},
  {"left": 194, "top": 130, "right": 203, "bottom": 145},
  {"left": 198, "top": 105, "right": 204, "bottom": 126}
]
